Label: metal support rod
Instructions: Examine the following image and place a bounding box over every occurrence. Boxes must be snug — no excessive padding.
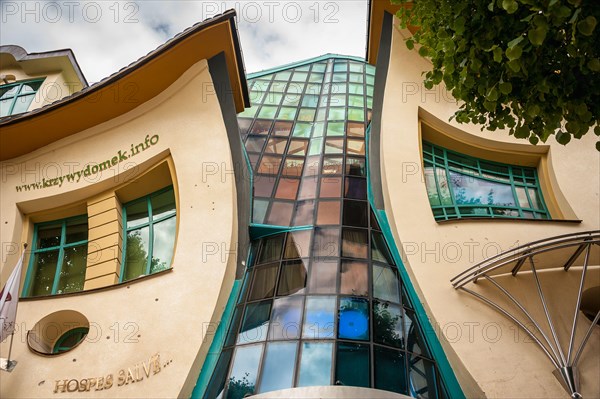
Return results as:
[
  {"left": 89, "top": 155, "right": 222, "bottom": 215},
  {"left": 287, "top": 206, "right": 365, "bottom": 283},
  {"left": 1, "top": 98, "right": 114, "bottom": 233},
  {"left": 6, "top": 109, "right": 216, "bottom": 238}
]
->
[
  {"left": 483, "top": 275, "right": 562, "bottom": 364},
  {"left": 572, "top": 310, "right": 600, "bottom": 366},
  {"left": 511, "top": 251, "right": 529, "bottom": 276},
  {"left": 6, "top": 332, "right": 15, "bottom": 367},
  {"left": 459, "top": 287, "right": 561, "bottom": 369},
  {"left": 563, "top": 242, "right": 589, "bottom": 272},
  {"left": 567, "top": 244, "right": 591, "bottom": 365},
  {"left": 529, "top": 257, "right": 567, "bottom": 367}
]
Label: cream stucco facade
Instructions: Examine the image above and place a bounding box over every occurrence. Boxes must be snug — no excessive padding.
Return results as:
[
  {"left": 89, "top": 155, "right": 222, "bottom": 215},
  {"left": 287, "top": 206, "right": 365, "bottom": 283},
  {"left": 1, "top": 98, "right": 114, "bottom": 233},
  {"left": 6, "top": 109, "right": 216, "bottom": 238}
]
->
[
  {"left": 0, "top": 59, "right": 240, "bottom": 399},
  {"left": 377, "top": 21, "right": 600, "bottom": 399}
]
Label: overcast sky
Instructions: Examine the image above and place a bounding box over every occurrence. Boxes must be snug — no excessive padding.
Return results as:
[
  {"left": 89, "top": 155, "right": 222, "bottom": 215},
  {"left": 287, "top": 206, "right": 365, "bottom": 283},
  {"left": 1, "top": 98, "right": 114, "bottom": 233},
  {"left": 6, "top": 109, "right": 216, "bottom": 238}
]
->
[{"left": 0, "top": 1, "right": 369, "bottom": 83}]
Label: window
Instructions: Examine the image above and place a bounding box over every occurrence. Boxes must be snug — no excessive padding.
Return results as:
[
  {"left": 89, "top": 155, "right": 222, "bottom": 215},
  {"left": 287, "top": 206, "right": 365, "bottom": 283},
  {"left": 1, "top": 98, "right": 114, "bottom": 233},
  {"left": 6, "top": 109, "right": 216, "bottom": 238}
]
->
[
  {"left": 0, "top": 79, "right": 44, "bottom": 117},
  {"left": 23, "top": 216, "right": 88, "bottom": 297},
  {"left": 423, "top": 142, "right": 550, "bottom": 221},
  {"left": 121, "top": 187, "right": 176, "bottom": 282},
  {"left": 53, "top": 327, "right": 89, "bottom": 354}
]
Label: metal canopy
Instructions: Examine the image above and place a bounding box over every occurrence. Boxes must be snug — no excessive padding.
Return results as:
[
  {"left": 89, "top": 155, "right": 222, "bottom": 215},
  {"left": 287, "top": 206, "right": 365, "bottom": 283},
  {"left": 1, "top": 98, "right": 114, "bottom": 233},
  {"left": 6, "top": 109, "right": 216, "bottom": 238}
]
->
[{"left": 450, "top": 230, "right": 600, "bottom": 399}]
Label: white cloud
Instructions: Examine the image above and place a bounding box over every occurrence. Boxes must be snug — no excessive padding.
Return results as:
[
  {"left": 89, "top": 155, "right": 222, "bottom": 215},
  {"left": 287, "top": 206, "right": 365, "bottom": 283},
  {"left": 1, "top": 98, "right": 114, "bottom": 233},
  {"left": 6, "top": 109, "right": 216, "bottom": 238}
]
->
[{"left": 0, "top": 1, "right": 368, "bottom": 83}]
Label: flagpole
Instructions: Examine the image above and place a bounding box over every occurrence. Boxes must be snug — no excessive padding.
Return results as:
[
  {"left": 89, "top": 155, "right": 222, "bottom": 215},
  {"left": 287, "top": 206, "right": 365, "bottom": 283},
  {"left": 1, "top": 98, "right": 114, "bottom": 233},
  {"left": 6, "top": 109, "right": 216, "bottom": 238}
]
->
[{"left": 3, "top": 243, "right": 27, "bottom": 372}]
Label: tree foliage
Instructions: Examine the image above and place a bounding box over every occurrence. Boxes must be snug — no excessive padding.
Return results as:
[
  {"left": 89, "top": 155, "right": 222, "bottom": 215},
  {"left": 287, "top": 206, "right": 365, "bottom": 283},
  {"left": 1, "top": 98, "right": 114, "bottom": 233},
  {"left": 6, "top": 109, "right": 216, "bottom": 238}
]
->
[{"left": 394, "top": 0, "right": 600, "bottom": 150}]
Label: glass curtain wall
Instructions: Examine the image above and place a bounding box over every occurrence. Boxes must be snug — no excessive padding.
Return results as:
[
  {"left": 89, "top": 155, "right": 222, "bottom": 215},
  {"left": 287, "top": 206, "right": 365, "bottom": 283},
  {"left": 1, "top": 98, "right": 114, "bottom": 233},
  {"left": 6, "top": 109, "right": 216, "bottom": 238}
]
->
[{"left": 204, "top": 57, "right": 446, "bottom": 398}]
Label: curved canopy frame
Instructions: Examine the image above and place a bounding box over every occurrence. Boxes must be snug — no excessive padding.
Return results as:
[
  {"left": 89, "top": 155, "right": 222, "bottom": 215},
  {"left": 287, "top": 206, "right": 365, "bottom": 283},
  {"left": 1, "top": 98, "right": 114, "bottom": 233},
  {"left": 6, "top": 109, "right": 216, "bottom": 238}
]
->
[{"left": 451, "top": 231, "right": 600, "bottom": 398}]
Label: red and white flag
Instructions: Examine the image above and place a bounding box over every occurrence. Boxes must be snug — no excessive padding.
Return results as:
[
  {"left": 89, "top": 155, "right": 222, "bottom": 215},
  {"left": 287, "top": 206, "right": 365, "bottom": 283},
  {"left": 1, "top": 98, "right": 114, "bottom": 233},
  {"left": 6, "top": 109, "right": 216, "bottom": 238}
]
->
[{"left": 1, "top": 251, "right": 25, "bottom": 342}]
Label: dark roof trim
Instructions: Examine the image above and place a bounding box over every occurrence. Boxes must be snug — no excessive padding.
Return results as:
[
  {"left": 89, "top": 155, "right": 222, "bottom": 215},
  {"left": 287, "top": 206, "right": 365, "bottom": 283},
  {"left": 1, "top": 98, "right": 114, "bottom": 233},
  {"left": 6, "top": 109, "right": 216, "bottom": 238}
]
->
[
  {"left": 0, "top": 9, "right": 249, "bottom": 127},
  {"left": 0, "top": 45, "right": 88, "bottom": 87}
]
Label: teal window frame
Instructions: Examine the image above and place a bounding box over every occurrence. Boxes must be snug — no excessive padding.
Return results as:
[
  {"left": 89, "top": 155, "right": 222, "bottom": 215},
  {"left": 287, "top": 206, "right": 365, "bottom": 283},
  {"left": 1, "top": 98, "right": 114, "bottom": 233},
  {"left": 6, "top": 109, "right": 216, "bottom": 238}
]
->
[
  {"left": 22, "top": 215, "right": 89, "bottom": 297},
  {"left": 120, "top": 186, "right": 176, "bottom": 282},
  {"left": 0, "top": 78, "right": 45, "bottom": 117},
  {"left": 52, "top": 327, "right": 89, "bottom": 354},
  {"left": 423, "top": 142, "right": 550, "bottom": 221}
]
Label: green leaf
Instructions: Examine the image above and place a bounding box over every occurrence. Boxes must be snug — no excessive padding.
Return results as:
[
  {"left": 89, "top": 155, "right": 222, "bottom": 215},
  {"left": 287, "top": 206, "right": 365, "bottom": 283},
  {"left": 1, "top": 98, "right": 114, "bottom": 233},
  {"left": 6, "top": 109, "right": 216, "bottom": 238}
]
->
[
  {"left": 529, "top": 135, "right": 539, "bottom": 145},
  {"left": 588, "top": 58, "right": 600, "bottom": 72},
  {"left": 556, "top": 131, "right": 571, "bottom": 145},
  {"left": 578, "top": 16, "right": 597, "bottom": 36},
  {"left": 595, "top": 126, "right": 600, "bottom": 136},
  {"left": 406, "top": 39, "right": 415, "bottom": 50},
  {"left": 515, "top": 125, "right": 530, "bottom": 138},
  {"left": 528, "top": 27, "right": 547, "bottom": 46},
  {"left": 596, "top": 141, "right": 600, "bottom": 152},
  {"left": 499, "top": 82, "right": 512, "bottom": 94},
  {"left": 507, "top": 36, "right": 524, "bottom": 48},
  {"left": 493, "top": 47, "right": 503, "bottom": 62},
  {"left": 506, "top": 45, "right": 523, "bottom": 60},
  {"left": 487, "top": 87, "right": 500, "bottom": 101},
  {"left": 502, "top": 0, "right": 518, "bottom": 14},
  {"left": 418, "top": 46, "right": 429, "bottom": 57}
]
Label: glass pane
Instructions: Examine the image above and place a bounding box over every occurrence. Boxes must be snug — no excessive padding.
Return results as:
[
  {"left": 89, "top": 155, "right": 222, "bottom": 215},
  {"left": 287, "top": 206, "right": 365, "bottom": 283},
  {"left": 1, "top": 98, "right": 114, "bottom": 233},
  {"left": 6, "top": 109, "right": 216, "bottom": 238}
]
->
[
  {"left": 225, "top": 306, "right": 243, "bottom": 347},
  {"left": 272, "top": 121, "right": 292, "bottom": 136},
  {"left": 12, "top": 94, "right": 34, "bottom": 114},
  {"left": 226, "top": 344, "right": 263, "bottom": 399},
  {"left": 308, "top": 138, "right": 323, "bottom": 156},
  {"left": 282, "top": 158, "right": 304, "bottom": 177},
  {"left": 65, "top": 218, "right": 88, "bottom": 244},
  {"left": 36, "top": 223, "right": 62, "bottom": 248},
  {"left": 269, "top": 296, "right": 303, "bottom": 340},
  {"left": 277, "top": 260, "right": 307, "bottom": 296},
  {"left": 338, "top": 297, "right": 369, "bottom": 340},
  {"left": 373, "top": 264, "right": 400, "bottom": 303},
  {"left": 265, "top": 138, "right": 288, "bottom": 154},
  {"left": 302, "top": 296, "right": 336, "bottom": 339},
  {"left": 21, "top": 81, "right": 42, "bottom": 93},
  {"left": 336, "top": 342, "right": 369, "bottom": 387},
  {"left": 293, "top": 200, "right": 315, "bottom": 226},
  {"left": 275, "top": 178, "right": 300, "bottom": 200},
  {"left": 327, "top": 121, "right": 345, "bottom": 136},
  {"left": 372, "top": 231, "right": 394, "bottom": 264},
  {"left": 29, "top": 250, "right": 59, "bottom": 296},
  {"left": 342, "top": 200, "right": 368, "bottom": 227},
  {"left": 345, "top": 177, "right": 367, "bottom": 200},
  {"left": 0, "top": 98, "right": 12, "bottom": 117},
  {"left": 303, "top": 156, "right": 321, "bottom": 176},
  {"left": 284, "top": 230, "right": 312, "bottom": 259},
  {"left": 287, "top": 140, "right": 308, "bottom": 156},
  {"left": 346, "top": 157, "right": 366, "bottom": 176},
  {"left": 249, "top": 120, "right": 272, "bottom": 135},
  {"left": 424, "top": 167, "right": 441, "bottom": 206},
  {"left": 374, "top": 301, "right": 404, "bottom": 348},
  {"left": 124, "top": 227, "right": 150, "bottom": 281},
  {"left": 375, "top": 346, "right": 407, "bottom": 394},
  {"left": 277, "top": 107, "right": 298, "bottom": 121},
  {"left": 254, "top": 175, "right": 276, "bottom": 197},
  {"left": 308, "top": 259, "right": 338, "bottom": 294},
  {"left": 312, "top": 228, "right": 340, "bottom": 258},
  {"left": 266, "top": 201, "right": 294, "bottom": 226},
  {"left": 0, "top": 84, "right": 19, "bottom": 98},
  {"left": 297, "top": 342, "right": 333, "bottom": 387},
  {"left": 253, "top": 199, "right": 269, "bottom": 224},
  {"left": 126, "top": 200, "right": 149, "bottom": 229},
  {"left": 151, "top": 217, "right": 176, "bottom": 273},
  {"left": 246, "top": 136, "right": 267, "bottom": 152},
  {"left": 342, "top": 228, "right": 368, "bottom": 259},
  {"left": 292, "top": 123, "right": 312, "bottom": 138},
  {"left": 151, "top": 188, "right": 176, "bottom": 220},
  {"left": 258, "top": 342, "right": 297, "bottom": 393},
  {"left": 436, "top": 169, "right": 453, "bottom": 206},
  {"left": 322, "top": 157, "right": 343, "bottom": 175},
  {"left": 449, "top": 171, "right": 515, "bottom": 206},
  {"left": 203, "top": 350, "right": 232, "bottom": 399},
  {"left": 320, "top": 177, "right": 342, "bottom": 198},
  {"left": 56, "top": 244, "right": 87, "bottom": 294},
  {"left": 258, "top": 234, "right": 284, "bottom": 264},
  {"left": 258, "top": 105, "right": 278, "bottom": 119},
  {"left": 257, "top": 155, "right": 282, "bottom": 176},
  {"left": 528, "top": 188, "right": 542, "bottom": 209},
  {"left": 238, "top": 301, "right": 272, "bottom": 344},
  {"left": 404, "top": 308, "right": 431, "bottom": 358},
  {"left": 249, "top": 263, "right": 278, "bottom": 300},
  {"left": 515, "top": 186, "right": 529, "bottom": 208},
  {"left": 409, "top": 356, "right": 439, "bottom": 399},
  {"left": 317, "top": 200, "right": 341, "bottom": 225},
  {"left": 347, "top": 122, "right": 365, "bottom": 137},
  {"left": 340, "top": 261, "right": 368, "bottom": 296},
  {"left": 298, "top": 178, "right": 318, "bottom": 201}
]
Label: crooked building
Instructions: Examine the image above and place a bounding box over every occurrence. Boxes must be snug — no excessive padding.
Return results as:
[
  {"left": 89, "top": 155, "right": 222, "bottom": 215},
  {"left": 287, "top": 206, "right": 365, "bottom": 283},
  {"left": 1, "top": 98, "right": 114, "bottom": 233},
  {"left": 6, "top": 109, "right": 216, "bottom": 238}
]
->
[{"left": 1, "top": 2, "right": 598, "bottom": 399}]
